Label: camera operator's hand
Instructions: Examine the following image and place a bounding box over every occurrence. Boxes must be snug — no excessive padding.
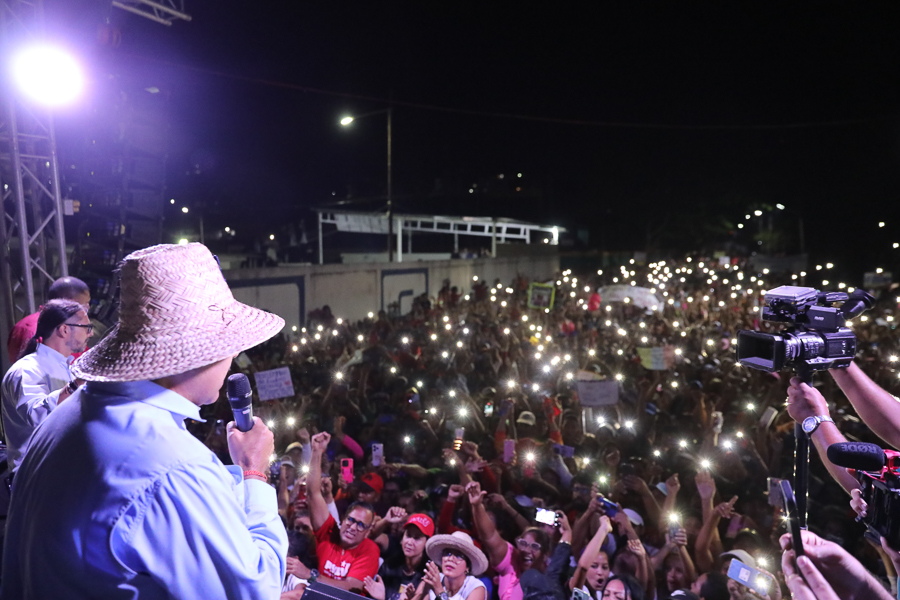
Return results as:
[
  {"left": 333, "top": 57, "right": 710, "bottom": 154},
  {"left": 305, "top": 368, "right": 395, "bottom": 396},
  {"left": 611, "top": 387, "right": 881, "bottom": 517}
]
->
[
  {"left": 850, "top": 488, "right": 867, "bottom": 519},
  {"left": 786, "top": 377, "right": 830, "bottom": 423},
  {"left": 227, "top": 417, "right": 274, "bottom": 474},
  {"left": 780, "top": 530, "right": 893, "bottom": 600}
]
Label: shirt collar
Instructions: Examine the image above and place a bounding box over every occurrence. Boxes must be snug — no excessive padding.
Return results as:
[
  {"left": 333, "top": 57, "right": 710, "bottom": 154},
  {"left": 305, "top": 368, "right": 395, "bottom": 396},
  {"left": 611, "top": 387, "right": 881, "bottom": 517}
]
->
[
  {"left": 36, "top": 342, "right": 74, "bottom": 366},
  {"left": 84, "top": 380, "right": 206, "bottom": 422}
]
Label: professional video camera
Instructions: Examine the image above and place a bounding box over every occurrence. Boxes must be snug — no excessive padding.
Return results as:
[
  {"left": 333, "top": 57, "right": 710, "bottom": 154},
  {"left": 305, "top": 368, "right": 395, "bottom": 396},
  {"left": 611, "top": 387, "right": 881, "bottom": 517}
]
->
[
  {"left": 737, "top": 285, "right": 875, "bottom": 377},
  {"left": 827, "top": 442, "right": 900, "bottom": 544}
]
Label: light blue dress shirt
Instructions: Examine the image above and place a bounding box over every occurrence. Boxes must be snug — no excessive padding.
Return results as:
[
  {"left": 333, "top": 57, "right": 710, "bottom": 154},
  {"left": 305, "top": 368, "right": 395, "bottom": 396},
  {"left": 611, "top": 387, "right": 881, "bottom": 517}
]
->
[
  {"left": 2, "top": 379, "right": 287, "bottom": 599},
  {"left": 0, "top": 343, "right": 73, "bottom": 471}
]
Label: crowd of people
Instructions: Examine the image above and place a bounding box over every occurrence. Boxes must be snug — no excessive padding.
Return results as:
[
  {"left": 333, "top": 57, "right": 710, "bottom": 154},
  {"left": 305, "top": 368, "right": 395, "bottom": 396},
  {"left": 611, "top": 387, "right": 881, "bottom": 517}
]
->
[
  {"left": 4, "top": 245, "right": 900, "bottom": 600},
  {"left": 192, "top": 256, "right": 900, "bottom": 599}
]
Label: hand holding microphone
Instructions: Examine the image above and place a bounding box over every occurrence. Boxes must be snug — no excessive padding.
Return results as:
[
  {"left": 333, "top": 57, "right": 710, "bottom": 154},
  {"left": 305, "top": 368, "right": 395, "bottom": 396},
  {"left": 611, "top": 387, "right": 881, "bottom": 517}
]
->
[
  {"left": 225, "top": 374, "right": 274, "bottom": 475},
  {"left": 227, "top": 373, "right": 254, "bottom": 432}
]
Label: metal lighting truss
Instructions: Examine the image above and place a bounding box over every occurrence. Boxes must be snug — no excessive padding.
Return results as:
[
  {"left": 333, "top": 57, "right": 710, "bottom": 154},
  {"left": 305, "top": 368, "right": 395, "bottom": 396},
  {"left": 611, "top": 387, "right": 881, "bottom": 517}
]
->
[
  {"left": 111, "top": 0, "right": 191, "bottom": 26},
  {"left": 0, "top": 0, "right": 69, "bottom": 334}
]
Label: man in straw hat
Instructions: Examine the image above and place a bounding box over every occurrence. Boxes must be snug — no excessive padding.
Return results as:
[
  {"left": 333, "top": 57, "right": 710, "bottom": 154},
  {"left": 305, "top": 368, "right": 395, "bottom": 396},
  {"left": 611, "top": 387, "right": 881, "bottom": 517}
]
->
[{"left": 1, "top": 243, "right": 288, "bottom": 599}]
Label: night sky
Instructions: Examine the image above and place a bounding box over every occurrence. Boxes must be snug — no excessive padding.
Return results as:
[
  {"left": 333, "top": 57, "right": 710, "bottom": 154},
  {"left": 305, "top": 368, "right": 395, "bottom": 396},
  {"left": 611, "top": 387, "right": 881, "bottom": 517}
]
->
[{"left": 49, "top": 1, "right": 900, "bottom": 276}]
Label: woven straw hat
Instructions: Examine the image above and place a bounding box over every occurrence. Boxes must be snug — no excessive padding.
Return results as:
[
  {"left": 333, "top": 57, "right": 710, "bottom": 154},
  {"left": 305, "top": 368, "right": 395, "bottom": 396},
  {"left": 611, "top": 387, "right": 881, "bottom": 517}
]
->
[
  {"left": 425, "top": 531, "right": 488, "bottom": 576},
  {"left": 72, "top": 243, "right": 284, "bottom": 382}
]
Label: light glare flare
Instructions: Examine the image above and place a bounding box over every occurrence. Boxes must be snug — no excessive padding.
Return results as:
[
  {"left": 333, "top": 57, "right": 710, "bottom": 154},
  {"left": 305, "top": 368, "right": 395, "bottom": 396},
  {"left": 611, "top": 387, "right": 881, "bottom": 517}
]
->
[{"left": 12, "top": 45, "right": 85, "bottom": 106}]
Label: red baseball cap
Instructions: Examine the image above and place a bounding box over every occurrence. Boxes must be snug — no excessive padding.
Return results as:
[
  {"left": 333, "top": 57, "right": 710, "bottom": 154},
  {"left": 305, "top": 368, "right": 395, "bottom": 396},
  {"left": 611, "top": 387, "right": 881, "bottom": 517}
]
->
[
  {"left": 360, "top": 472, "right": 384, "bottom": 495},
  {"left": 405, "top": 513, "right": 435, "bottom": 537}
]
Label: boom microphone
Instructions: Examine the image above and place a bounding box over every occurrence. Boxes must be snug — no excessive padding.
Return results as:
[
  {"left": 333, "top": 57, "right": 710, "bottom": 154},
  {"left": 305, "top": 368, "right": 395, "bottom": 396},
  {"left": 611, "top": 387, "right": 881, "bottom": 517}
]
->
[
  {"left": 826, "top": 442, "right": 885, "bottom": 472},
  {"left": 227, "top": 373, "right": 254, "bottom": 432}
]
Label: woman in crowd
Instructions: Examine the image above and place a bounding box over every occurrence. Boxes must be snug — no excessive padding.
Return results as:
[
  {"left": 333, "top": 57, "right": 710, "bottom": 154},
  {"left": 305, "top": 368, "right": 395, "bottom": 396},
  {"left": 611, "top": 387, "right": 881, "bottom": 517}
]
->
[
  {"left": 570, "top": 515, "right": 612, "bottom": 599},
  {"left": 467, "top": 480, "right": 573, "bottom": 600},
  {"left": 598, "top": 574, "right": 644, "bottom": 600},
  {"left": 418, "top": 531, "right": 488, "bottom": 600},
  {"left": 365, "top": 513, "right": 436, "bottom": 600}
]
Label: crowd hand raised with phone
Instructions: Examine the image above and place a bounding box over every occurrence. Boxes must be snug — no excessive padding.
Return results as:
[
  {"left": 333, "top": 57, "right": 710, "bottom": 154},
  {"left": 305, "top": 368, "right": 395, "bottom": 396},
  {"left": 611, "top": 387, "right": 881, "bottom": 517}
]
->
[{"left": 780, "top": 530, "right": 894, "bottom": 600}]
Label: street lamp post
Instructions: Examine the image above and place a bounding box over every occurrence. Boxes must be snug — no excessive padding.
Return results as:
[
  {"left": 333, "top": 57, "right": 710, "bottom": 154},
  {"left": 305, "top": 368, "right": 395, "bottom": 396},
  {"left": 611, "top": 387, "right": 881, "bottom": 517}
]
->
[{"left": 341, "top": 107, "right": 394, "bottom": 262}]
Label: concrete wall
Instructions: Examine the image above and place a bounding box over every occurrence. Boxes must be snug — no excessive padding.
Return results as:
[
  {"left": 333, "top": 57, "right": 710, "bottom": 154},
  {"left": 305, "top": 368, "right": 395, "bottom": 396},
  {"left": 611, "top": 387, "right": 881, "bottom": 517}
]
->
[{"left": 223, "top": 252, "right": 559, "bottom": 329}]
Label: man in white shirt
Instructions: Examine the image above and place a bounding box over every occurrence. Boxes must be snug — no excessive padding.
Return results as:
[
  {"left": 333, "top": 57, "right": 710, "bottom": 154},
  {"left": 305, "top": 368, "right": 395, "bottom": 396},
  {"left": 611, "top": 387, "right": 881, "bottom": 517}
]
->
[{"left": 1, "top": 298, "right": 92, "bottom": 471}]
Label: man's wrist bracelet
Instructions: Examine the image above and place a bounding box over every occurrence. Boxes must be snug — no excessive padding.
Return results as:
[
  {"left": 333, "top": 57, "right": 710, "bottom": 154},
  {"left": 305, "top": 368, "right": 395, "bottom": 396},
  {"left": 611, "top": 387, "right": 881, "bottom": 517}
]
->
[{"left": 243, "top": 469, "right": 268, "bottom": 482}]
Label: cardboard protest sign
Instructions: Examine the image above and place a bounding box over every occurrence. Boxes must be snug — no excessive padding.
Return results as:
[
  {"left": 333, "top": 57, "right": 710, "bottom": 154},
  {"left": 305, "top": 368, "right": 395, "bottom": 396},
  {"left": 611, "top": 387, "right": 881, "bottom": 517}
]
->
[
  {"left": 528, "top": 282, "right": 555, "bottom": 310},
  {"left": 637, "top": 346, "right": 675, "bottom": 370},
  {"left": 253, "top": 366, "right": 295, "bottom": 401},
  {"left": 577, "top": 380, "right": 619, "bottom": 406}
]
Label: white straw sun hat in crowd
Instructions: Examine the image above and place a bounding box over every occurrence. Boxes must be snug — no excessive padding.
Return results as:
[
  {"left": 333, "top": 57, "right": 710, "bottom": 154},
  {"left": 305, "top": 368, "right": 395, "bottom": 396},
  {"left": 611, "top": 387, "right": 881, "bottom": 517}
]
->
[
  {"left": 425, "top": 531, "right": 489, "bottom": 576},
  {"left": 72, "top": 243, "right": 284, "bottom": 382}
]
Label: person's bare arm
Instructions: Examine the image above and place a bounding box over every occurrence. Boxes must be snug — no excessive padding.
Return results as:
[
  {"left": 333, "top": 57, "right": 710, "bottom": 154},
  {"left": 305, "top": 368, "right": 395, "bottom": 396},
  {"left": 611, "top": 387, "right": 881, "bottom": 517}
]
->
[
  {"left": 467, "top": 481, "right": 508, "bottom": 567},
  {"left": 695, "top": 497, "right": 736, "bottom": 573},
  {"left": 832, "top": 362, "right": 900, "bottom": 449},
  {"left": 486, "top": 493, "right": 529, "bottom": 533},
  {"left": 787, "top": 377, "right": 860, "bottom": 495},
  {"left": 307, "top": 432, "right": 332, "bottom": 531},
  {"left": 317, "top": 575, "right": 365, "bottom": 592},
  {"left": 572, "top": 491, "right": 601, "bottom": 556},
  {"left": 658, "top": 473, "right": 680, "bottom": 532},
  {"left": 570, "top": 516, "right": 611, "bottom": 591},
  {"left": 369, "top": 507, "right": 408, "bottom": 538}
]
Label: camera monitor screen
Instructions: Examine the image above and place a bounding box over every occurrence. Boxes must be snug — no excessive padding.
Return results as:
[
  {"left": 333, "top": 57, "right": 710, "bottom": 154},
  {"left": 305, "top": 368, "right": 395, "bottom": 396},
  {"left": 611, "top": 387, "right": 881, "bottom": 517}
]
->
[{"left": 737, "top": 331, "right": 784, "bottom": 372}]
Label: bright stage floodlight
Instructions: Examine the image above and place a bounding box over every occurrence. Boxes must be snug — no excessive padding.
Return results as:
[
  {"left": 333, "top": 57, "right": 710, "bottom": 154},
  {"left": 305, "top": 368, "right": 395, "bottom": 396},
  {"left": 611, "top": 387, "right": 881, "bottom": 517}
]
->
[{"left": 10, "top": 45, "right": 84, "bottom": 107}]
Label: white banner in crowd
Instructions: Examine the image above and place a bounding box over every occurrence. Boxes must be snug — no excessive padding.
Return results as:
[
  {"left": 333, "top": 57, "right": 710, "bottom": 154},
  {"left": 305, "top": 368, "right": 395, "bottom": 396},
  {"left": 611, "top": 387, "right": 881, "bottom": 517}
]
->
[
  {"left": 254, "top": 366, "right": 295, "bottom": 401},
  {"left": 597, "top": 285, "right": 663, "bottom": 311},
  {"left": 577, "top": 380, "right": 620, "bottom": 407}
]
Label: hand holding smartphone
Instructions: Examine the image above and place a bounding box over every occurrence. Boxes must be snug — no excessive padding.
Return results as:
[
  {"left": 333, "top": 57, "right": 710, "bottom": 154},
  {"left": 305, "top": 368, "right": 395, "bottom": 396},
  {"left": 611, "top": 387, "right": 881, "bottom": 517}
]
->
[
  {"left": 372, "top": 443, "right": 384, "bottom": 467},
  {"left": 727, "top": 559, "right": 773, "bottom": 597},
  {"left": 454, "top": 428, "right": 465, "bottom": 451},
  {"left": 535, "top": 508, "right": 559, "bottom": 527},
  {"left": 341, "top": 458, "right": 354, "bottom": 484},
  {"left": 596, "top": 497, "right": 618, "bottom": 518},
  {"left": 780, "top": 479, "right": 804, "bottom": 556}
]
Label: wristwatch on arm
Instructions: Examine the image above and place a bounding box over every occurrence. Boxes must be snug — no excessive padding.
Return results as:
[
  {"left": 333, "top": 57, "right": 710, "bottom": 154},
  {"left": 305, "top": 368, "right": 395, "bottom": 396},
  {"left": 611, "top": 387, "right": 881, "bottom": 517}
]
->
[{"left": 801, "top": 415, "right": 834, "bottom": 435}]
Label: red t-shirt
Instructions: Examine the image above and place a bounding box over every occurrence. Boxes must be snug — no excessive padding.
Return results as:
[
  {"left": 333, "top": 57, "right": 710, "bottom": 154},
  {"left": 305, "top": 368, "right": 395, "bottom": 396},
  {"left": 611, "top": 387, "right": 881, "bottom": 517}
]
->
[
  {"left": 7, "top": 311, "right": 39, "bottom": 362},
  {"left": 315, "top": 514, "right": 380, "bottom": 582}
]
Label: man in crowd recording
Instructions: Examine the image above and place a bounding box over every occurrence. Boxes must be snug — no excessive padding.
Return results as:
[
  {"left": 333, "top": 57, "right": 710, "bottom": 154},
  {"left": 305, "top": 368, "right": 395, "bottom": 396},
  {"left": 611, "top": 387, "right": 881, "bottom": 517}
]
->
[
  {"left": 1, "top": 243, "right": 287, "bottom": 599},
  {"left": 1, "top": 298, "right": 92, "bottom": 472},
  {"left": 6, "top": 275, "right": 90, "bottom": 363},
  {"left": 308, "top": 430, "right": 380, "bottom": 591}
]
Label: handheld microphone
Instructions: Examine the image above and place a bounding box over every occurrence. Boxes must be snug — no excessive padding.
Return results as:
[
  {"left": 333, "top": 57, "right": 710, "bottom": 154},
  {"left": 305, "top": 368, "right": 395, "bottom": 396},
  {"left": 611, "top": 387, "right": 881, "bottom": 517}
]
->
[
  {"left": 227, "top": 373, "right": 254, "bottom": 432},
  {"left": 826, "top": 441, "right": 885, "bottom": 472}
]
